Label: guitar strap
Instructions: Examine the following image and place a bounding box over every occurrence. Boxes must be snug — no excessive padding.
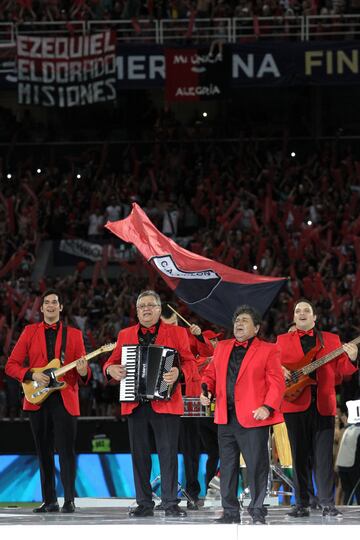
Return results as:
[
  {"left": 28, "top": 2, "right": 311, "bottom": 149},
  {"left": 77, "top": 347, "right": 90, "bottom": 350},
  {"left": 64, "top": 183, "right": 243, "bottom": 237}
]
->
[
  {"left": 315, "top": 328, "right": 325, "bottom": 349},
  {"left": 60, "top": 325, "right": 67, "bottom": 365},
  {"left": 306, "top": 329, "right": 324, "bottom": 381}
]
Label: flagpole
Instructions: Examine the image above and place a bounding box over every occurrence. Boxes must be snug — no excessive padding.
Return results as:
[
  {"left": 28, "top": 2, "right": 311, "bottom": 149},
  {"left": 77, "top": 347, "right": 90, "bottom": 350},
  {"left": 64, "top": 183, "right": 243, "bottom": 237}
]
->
[{"left": 166, "top": 304, "right": 191, "bottom": 327}]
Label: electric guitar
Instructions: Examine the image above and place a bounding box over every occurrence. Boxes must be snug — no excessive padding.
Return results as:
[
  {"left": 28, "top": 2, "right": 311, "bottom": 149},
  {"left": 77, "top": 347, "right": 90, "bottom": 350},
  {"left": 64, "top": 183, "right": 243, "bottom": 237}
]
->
[
  {"left": 22, "top": 342, "right": 116, "bottom": 405},
  {"left": 283, "top": 336, "right": 360, "bottom": 402}
]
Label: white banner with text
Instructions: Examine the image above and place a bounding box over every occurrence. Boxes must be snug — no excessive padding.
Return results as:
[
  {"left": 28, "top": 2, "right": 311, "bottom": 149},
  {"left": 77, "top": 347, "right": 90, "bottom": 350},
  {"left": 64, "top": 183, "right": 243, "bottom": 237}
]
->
[{"left": 17, "top": 31, "right": 116, "bottom": 107}]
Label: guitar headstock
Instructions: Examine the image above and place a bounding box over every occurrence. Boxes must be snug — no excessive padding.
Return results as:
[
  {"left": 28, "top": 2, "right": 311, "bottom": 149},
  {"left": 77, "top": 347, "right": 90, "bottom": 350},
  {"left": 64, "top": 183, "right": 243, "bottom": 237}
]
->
[{"left": 99, "top": 342, "right": 117, "bottom": 353}]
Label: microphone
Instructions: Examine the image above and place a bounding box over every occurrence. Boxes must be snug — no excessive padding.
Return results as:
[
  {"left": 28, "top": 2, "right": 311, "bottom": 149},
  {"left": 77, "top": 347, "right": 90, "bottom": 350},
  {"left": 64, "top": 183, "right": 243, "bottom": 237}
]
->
[{"left": 201, "top": 382, "right": 209, "bottom": 398}]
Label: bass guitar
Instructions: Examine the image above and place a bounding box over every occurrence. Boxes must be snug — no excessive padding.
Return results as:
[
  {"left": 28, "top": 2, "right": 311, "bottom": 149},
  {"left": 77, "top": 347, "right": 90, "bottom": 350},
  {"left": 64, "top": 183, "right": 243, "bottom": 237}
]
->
[
  {"left": 283, "top": 336, "right": 360, "bottom": 402},
  {"left": 22, "top": 342, "right": 116, "bottom": 405}
]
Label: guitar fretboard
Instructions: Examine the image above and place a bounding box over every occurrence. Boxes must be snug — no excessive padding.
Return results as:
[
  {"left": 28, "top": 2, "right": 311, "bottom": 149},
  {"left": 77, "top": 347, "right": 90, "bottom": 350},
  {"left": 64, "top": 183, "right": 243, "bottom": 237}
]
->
[
  {"left": 300, "top": 335, "right": 360, "bottom": 376},
  {"left": 55, "top": 343, "right": 116, "bottom": 377}
]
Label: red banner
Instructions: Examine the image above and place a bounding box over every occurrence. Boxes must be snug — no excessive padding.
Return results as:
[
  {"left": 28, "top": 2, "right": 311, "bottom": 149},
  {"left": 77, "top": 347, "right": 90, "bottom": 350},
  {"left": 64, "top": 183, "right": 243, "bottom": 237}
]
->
[{"left": 165, "top": 48, "right": 227, "bottom": 102}]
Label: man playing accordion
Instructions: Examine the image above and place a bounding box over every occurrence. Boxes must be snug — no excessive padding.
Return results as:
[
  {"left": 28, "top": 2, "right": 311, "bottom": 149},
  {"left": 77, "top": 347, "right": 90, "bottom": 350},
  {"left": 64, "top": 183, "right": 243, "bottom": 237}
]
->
[{"left": 103, "top": 290, "right": 197, "bottom": 518}]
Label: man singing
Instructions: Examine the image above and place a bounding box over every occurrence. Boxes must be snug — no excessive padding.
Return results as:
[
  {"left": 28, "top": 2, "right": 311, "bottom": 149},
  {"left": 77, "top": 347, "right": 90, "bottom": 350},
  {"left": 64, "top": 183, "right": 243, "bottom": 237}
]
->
[{"left": 200, "top": 305, "right": 285, "bottom": 524}]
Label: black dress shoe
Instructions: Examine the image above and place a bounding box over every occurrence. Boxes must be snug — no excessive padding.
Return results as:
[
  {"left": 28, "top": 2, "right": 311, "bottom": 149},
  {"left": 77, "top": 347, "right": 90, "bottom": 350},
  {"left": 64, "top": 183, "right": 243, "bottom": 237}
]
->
[
  {"left": 61, "top": 501, "right": 75, "bottom": 513},
  {"left": 129, "top": 505, "right": 154, "bottom": 517},
  {"left": 287, "top": 505, "right": 310, "bottom": 518},
  {"left": 215, "top": 513, "right": 240, "bottom": 524},
  {"left": 186, "top": 500, "right": 199, "bottom": 510},
  {"left": 322, "top": 506, "right": 342, "bottom": 517},
  {"left": 164, "top": 505, "right": 187, "bottom": 517},
  {"left": 252, "top": 513, "right": 266, "bottom": 524},
  {"left": 33, "top": 502, "right": 59, "bottom": 513}
]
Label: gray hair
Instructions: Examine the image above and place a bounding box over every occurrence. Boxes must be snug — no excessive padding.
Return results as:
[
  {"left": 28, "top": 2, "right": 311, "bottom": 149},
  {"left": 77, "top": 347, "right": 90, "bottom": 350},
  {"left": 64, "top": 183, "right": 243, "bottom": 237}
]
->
[{"left": 136, "top": 290, "right": 161, "bottom": 307}]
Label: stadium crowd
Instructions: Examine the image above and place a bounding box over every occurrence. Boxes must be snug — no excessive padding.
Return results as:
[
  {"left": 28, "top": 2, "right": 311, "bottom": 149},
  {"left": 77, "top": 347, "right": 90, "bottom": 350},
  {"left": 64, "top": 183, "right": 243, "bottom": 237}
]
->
[
  {"left": 0, "top": 0, "right": 356, "bottom": 23},
  {"left": 0, "top": 123, "right": 359, "bottom": 417}
]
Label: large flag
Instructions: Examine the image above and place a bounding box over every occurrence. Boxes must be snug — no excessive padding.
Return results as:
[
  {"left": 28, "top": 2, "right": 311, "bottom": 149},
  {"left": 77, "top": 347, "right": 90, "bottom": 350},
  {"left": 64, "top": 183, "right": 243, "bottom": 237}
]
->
[{"left": 105, "top": 204, "right": 287, "bottom": 328}]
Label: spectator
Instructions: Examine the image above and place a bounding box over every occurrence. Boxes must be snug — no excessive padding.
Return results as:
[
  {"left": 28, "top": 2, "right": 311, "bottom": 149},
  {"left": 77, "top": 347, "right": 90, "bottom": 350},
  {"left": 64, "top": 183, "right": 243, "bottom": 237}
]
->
[{"left": 88, "top": 208, "right": 105, "bottom": 240}]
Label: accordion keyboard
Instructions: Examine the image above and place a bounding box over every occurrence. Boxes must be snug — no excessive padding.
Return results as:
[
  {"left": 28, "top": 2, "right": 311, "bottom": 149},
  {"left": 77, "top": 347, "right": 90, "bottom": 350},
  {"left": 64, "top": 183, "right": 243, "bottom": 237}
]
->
[{"left": 119, "top": 345, "right": 137, "bottom": 401}]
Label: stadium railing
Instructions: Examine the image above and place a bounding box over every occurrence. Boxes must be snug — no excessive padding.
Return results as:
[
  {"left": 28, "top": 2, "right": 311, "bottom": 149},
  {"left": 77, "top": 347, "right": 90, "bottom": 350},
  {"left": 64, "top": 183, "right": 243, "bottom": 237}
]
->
[{"left": 0, "top": 15, "right": 360, "bottom": 47}]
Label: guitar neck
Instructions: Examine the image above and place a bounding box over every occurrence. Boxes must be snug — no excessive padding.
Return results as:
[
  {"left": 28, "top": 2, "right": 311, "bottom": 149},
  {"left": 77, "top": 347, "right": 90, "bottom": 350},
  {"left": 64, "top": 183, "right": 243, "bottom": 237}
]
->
[
  {"left": 55, "top": 348, "right": 108, "bottom": 377},
  {"left": 303, "top": 336, "right": 360, "bottom": 375}
]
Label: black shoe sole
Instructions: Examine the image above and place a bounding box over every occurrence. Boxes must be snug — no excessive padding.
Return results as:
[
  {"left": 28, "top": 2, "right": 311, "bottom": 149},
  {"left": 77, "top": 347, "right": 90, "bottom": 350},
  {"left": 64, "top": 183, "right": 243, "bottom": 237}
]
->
[
  {"left": 129, "top": 511, "right": 154, "bottom": 517},
  {"left": 215, "top": 516, "right": 240, "bottom": 524},
  {"left": 215, "top": 519, "right": 240, "bottom": 524}
]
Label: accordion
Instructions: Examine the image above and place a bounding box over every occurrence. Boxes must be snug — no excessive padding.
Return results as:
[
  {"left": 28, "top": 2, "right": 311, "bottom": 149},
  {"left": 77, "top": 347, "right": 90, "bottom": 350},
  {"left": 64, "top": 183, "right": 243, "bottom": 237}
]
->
[{"left": 119, "top": 344, "right": 180, "bottom": 402}]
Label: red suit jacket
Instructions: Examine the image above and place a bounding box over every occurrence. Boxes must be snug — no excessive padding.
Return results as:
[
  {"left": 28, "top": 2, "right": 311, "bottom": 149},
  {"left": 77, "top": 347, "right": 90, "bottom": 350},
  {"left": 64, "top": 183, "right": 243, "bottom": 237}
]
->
[
  {"left": 201, "top": 337, "right": 285, "bottom": 428},
  {"left": 103, "top": 321, "right": 197, "bottom": 415},
  {"left": 6, "top": 322, "right": 89, "bottom": 415},
  {"left": 184, "top": 331, "right": 214, "bottom": 397},
  {"left": 277, "top": 331, "right": 357, "bottom": 415}
]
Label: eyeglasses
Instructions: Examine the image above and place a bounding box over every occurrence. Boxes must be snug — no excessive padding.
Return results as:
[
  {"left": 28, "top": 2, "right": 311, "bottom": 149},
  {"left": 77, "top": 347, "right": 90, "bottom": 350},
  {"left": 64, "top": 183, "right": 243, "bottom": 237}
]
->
[{"left": 137, "top": 303, "right": 160, "bottom": 310}]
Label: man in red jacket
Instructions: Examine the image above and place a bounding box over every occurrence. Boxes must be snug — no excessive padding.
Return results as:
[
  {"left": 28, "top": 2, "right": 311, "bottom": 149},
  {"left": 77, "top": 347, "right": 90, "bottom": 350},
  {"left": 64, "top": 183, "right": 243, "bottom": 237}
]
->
[
  {"left": 277, "top": 298, "right": 358, "bottom": 518},
  {"left": 160, "top": 303, "right": 214, "bottom": 510},
  {"left": 6, "top": 289, "right": 90, "bottom": 514},
  {"left": 103, "top": 290, "right": 197, "bottom": 518},
  {"left": 200, "top": 305, "right": 285, "bottom": 524}
]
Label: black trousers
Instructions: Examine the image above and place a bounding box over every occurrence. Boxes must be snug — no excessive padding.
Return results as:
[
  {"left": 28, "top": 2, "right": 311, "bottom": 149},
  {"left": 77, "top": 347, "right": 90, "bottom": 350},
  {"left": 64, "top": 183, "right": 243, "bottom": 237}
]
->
[
  {"left": 284, "top": 401, "right": 335, "bottom": 507},
  {"left": 179, "top": 418, "right": 201, "bottom": 500},
  {"left": 218, "top": 411, "right": 269, "bottom": 515},
  {"left": 28, "top": 392, "right": 77, "bottom": 504},
  {"left": 127, "top": 403, "right": 180, "bottom": 509},
  {"left": 199, "top": 418, "right": 219, "bottom": 488},
  {"left": 179, "top": 417, "right": 219, "bottom": 499},
  {"left": 338, "top": 467, "right": 360, "bottom": 505}
]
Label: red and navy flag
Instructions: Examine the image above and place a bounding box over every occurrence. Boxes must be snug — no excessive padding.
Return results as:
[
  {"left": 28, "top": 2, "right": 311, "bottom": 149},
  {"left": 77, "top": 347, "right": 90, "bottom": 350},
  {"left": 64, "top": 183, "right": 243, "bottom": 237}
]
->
[{"left": 106, "top": 204, "right": 287, "bottom": 328}]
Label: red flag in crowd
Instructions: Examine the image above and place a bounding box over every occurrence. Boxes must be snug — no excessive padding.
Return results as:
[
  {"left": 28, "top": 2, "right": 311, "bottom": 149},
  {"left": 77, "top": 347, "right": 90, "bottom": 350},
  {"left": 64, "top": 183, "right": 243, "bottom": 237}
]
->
[
  {"left": 185, "top": 10, "right": 196, "bottom": 39},
  {"left": 131, "top": 17, "right": 141, "bottom": 34},
  {"left": 0, "top": 249, "right": 27, "bottom": 279},
  {"left": 105, "top": 203, "right": 287, "bottom": 328},
  {"left": 28, "top": 296, "right": 41, "bottom": 323},
  {"left": 253, "top": 16, "right": 260, "bottom": 38}
]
